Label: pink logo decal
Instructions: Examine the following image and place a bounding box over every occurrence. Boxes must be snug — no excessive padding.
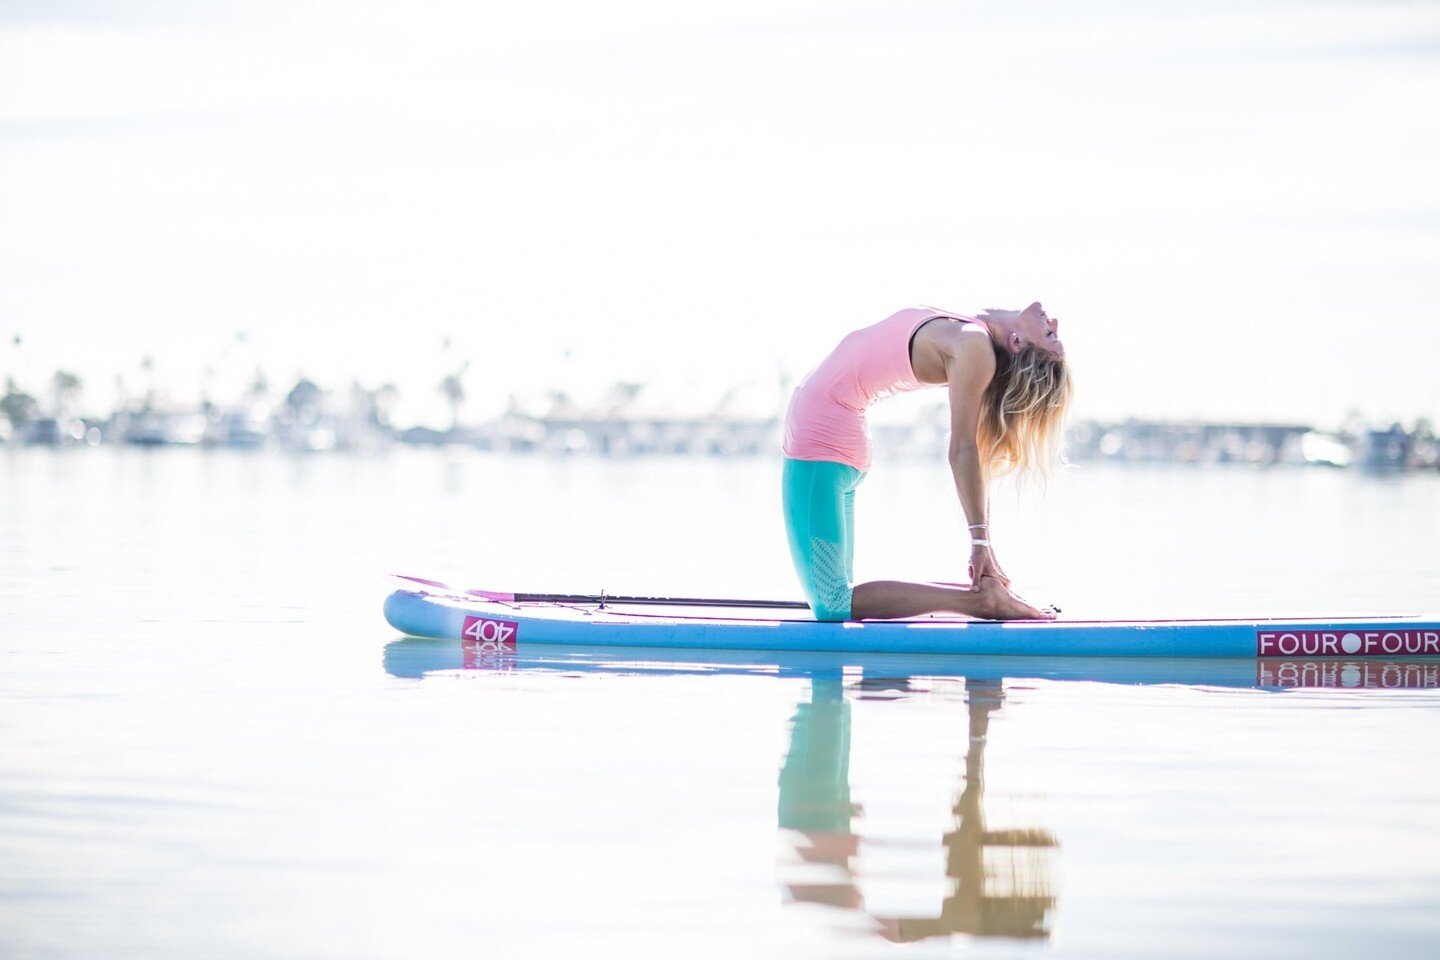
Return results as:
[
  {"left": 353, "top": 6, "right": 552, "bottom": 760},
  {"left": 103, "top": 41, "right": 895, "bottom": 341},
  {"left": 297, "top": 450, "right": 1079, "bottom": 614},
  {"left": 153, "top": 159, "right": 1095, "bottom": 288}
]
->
[
  {"left": 1255, "top": 629, "right": 1440, "bottom": 658},
  {"left": 462, "top": 616, "right": 518, "bottom": 651}
]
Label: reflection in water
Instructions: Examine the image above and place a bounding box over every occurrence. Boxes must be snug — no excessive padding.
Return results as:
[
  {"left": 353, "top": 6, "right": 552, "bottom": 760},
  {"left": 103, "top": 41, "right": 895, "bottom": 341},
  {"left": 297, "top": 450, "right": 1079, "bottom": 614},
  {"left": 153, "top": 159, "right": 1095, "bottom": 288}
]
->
[
  {"left": 1257, "top": 659, "right": 1439, "bottom": 689},
  {"left": 777, "top": 674, "right": 1057, "bottom": 943},
  {"left": 379, "top": 638, "right": 1437, "bottom": 948},
  {"left": 383, "top": 636, "right": 1440, "bottom": 692},
  {"left": 777, "top": 677, "right": 859, "bottom": 907}
]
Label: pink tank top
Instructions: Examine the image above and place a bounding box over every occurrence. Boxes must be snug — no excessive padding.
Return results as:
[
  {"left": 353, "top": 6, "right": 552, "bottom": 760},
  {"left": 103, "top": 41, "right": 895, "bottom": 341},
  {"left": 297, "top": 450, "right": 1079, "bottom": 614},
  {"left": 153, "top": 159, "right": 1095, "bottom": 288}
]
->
[{"left": 782, "top": 306, "right": 985, "bottom": 471}]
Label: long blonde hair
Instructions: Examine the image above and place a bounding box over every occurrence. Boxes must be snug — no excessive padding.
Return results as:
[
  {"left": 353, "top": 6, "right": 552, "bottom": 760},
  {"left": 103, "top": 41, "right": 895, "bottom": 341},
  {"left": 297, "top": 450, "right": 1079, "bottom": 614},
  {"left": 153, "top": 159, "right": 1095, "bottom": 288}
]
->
[{"left": 976, "top": 341, "right": 1073, "bottom": 485}]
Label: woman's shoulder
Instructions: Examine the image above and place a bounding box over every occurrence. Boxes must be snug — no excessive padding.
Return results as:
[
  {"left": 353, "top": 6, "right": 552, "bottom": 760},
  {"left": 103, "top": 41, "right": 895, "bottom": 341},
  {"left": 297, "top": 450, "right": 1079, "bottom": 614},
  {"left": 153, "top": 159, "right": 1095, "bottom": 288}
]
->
[
  {"left": 946, "top": 323, "right": 997, "bottom": 367},
  {"left": 925, "top": 315, "right": 993, "bottom": 352},
  {"left": 912, "top": 315, "right": 995, "bottom": 385}
]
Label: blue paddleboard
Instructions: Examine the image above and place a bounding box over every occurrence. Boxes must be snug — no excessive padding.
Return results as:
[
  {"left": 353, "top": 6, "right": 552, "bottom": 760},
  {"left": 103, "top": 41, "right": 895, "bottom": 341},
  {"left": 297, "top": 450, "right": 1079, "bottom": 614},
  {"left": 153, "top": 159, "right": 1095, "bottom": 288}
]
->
[{"left": 383, "top": 585, "right": 1440, "bottom": 659}]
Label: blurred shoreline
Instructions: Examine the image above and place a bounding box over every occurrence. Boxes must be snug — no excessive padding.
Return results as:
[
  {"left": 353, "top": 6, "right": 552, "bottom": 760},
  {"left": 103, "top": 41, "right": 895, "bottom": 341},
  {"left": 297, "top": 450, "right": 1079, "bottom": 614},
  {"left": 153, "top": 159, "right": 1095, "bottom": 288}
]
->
[
  {"left": 3, "top": 397, "right": 1435, "bottom": 473},
  {"left": 5, "top": 364, "right": 1436, "bottom": 471}
]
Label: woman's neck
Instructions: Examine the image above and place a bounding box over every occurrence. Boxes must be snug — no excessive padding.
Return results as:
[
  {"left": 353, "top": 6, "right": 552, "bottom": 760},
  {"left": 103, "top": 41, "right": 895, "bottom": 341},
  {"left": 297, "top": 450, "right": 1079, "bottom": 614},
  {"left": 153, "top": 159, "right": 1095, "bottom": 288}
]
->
[{"left": 977, "top": 308, "right": 1020, "bottom": 351}]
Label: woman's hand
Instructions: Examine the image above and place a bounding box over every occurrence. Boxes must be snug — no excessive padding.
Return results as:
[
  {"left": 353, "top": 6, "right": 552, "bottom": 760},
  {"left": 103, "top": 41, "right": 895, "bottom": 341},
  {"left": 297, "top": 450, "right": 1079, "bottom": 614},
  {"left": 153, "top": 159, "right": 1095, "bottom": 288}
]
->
[{"left": 969, "top": 542, "right": 1011, "bottom": 589}]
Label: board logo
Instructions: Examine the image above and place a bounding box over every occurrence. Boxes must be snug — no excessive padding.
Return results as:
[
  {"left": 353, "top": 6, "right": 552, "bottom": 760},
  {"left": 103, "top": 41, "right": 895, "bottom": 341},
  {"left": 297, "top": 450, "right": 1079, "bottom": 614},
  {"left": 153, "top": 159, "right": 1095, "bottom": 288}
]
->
[
  {"left": 1255, "top": 629, "right": 1440, "bottom": 658},
  {"left": 462, "top": 616, "right": 519, "bottom": 651}
]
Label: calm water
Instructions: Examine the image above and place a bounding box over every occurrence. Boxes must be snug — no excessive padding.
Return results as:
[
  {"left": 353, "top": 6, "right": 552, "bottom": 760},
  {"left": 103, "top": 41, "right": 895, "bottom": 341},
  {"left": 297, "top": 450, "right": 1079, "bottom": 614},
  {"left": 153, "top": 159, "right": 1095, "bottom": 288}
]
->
[{"left": 2, "top": 447, "right": 1439, "bottom": 958}]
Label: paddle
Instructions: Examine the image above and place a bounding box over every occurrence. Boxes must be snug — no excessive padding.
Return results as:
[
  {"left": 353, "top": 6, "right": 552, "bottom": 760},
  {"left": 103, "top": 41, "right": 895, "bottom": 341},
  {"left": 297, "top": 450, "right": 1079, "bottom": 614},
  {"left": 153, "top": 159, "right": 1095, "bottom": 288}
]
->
[{"left": 387, "top": 573, "right": 812, "bottom": 610}]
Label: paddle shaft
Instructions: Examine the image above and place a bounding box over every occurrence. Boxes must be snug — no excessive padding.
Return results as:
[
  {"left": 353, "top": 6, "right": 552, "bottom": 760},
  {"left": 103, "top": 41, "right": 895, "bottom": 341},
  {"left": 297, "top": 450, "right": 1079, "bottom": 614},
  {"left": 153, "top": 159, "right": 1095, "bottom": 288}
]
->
[
  {"left": 387, "top": 574, "right": 811, "bottom": 610},
  {"left": 508, "top": 591, "right": 811, "bottom": 609}
]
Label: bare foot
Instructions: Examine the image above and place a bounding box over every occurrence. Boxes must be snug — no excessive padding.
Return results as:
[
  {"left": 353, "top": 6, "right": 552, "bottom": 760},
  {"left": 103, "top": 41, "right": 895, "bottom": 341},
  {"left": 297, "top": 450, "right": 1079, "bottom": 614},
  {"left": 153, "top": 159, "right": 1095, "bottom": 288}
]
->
[{"left": 973, "top": 577, "right": 1055, "bottom": 621}]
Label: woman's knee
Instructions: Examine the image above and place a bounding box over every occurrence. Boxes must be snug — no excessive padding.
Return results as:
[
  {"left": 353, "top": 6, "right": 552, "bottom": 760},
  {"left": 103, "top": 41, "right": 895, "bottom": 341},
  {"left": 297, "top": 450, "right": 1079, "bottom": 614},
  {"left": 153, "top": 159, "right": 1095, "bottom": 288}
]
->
[{"left": 809, "top": 586, "right": 853, "bottom": 622}]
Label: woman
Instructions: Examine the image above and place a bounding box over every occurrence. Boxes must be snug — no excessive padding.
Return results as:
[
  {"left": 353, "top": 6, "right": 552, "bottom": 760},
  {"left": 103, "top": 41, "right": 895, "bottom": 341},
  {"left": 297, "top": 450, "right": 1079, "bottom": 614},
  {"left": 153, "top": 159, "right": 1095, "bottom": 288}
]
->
[{"left": 782, "top": 302, "right": 1070, "bottom": 621}]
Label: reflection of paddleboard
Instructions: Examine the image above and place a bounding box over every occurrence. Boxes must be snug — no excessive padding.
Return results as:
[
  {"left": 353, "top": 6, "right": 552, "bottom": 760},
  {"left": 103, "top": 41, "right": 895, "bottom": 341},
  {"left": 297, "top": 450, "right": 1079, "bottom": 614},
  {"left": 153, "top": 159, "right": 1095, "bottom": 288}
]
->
[
  {"left": 380, "top": 637, "right": 1440, "bottom": 691},
  {"left": 382, "top": 576, "right": 1440, "bottom": 659}
]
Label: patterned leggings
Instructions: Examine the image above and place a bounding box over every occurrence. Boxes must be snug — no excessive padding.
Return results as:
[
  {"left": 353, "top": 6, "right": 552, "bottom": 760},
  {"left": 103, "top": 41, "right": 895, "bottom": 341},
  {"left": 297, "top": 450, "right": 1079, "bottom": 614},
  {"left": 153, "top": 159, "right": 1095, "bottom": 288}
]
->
[{"left": 782, "top": 458, "right": 866, "bottom": 621}]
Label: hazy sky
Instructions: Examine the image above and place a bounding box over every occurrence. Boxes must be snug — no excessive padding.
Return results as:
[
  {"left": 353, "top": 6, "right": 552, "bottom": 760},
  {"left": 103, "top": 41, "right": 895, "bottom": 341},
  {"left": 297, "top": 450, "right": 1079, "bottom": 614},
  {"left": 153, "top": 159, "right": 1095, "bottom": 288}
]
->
[{"left": 2, "top": 0, "right": 1438, "bottom": 425}]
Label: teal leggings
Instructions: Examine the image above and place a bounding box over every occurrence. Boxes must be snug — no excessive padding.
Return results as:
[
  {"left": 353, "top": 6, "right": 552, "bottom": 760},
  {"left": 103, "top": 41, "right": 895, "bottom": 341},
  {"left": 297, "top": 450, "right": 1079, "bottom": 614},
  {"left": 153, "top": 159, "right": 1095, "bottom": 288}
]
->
[{"left": 782, "top": 458, "right": 866, "bottom": 621}]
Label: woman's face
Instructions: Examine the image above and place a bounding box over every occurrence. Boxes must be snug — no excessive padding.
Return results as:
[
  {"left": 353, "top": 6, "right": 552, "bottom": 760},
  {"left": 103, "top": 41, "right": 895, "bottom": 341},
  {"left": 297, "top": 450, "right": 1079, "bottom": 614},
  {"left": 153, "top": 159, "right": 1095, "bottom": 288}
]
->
[{"left": 1014, "top": 301, "right": 1064, "bottom": 358}]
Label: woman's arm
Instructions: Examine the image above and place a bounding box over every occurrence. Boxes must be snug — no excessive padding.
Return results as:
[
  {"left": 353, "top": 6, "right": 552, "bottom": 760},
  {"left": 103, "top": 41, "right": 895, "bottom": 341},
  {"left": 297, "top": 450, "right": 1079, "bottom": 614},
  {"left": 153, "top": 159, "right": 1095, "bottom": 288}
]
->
[{"left": 944, "top": 331, "right": 1009, "bottom": 587}]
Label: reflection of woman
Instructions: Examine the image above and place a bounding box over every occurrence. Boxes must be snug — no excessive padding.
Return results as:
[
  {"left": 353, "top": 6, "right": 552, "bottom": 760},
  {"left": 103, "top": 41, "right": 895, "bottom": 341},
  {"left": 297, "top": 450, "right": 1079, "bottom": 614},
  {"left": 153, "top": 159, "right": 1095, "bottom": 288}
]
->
[
  {"left": 777, "top": 675, "right": 852, "bottom": 835},
  {"left": 878, "top": 679, "right": 1057, "bottom": 942},
  {"left": 776, "top": 674, "right": 860, "bottom": 908},
  {"left": 782, "top": 304, "right": 1071, "bottom": 621},
  {"left": 776, "top": 675, "right": 1057, "bottom": 940}
]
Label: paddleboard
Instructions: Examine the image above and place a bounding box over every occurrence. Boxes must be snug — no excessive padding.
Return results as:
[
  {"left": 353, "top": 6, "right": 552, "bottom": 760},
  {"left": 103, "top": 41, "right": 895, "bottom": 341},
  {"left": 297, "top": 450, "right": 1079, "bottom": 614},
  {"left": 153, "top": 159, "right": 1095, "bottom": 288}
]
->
[{"left": 383, "top": 579, "right": 1440, "bottom": 659}]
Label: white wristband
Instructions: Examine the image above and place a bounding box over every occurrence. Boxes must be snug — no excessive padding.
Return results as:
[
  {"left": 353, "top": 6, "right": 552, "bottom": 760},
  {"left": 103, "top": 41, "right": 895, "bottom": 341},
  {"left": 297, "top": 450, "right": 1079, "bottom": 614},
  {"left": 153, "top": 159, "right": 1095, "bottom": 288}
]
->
[{"left": 972, "top": 539, "right": 992, "bottom": 547}]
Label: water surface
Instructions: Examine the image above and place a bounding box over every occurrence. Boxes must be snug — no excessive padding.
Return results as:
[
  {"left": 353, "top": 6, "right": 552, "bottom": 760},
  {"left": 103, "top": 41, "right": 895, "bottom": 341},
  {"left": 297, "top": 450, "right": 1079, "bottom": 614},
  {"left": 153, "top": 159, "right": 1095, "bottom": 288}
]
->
[{"left": 2, "top": 448, "right": 1438, "bottom": 958}]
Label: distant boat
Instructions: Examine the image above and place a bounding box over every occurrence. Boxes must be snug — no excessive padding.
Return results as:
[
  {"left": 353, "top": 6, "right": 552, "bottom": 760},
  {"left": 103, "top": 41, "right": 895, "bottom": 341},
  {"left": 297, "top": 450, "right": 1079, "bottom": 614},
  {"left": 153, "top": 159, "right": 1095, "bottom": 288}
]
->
[{"left": 1359, "top": 426, "right": 1409, "bottom": 470}]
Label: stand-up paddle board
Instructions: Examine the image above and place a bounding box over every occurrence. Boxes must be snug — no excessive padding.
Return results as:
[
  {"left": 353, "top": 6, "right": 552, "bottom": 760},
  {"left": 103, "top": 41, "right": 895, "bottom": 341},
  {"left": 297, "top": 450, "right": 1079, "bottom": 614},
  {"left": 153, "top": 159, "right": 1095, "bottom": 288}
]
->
[{"left": 383, "top": 575, "right": 1440, "bottom": 659}]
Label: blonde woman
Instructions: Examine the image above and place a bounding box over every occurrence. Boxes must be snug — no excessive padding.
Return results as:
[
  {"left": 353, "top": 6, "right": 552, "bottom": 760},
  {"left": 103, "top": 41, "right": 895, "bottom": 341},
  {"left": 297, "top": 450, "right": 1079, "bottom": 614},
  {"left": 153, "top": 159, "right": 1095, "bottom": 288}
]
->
[{"left": 782, "top": 303, "right": 1070, "bottom": 621}]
